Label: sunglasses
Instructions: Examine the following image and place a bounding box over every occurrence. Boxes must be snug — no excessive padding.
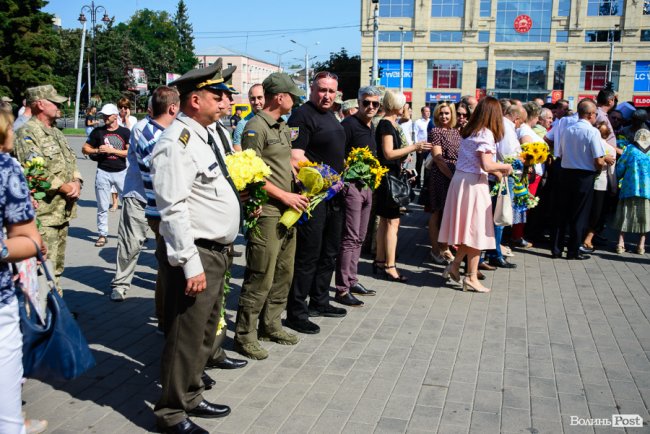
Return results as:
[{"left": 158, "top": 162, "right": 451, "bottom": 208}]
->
[
  {"left": 312, "top": 71, "right": 338, "bottom": 82},
  {"left": 362, "top": 100, "right": 380, "bottom": 108}
]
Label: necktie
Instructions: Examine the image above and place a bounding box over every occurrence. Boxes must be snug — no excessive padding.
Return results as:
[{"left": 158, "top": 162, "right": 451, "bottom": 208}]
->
[
  {"left": 206, "top": 131, "right": 243, "bottom": 227},
  {"left": 214, "top": 123, "right": 234, "bottom": 155}
]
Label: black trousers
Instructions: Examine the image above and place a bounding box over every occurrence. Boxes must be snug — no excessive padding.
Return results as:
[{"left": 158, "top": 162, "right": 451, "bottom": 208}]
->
[
  {"left": 287, "top": 198, "right": 344, "bottom": 321},
  {"left": 415, "top": 152, "right": 424, "bottom": 187},
  {"left": 550, "top": 168, "right": 595, "bottom": 256}
]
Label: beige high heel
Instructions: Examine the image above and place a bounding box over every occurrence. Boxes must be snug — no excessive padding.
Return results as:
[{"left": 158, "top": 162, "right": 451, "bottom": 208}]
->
[
  {"left": 462, "top": 272, "right": 490, "bottom": 293},
  {"left": 442, "top": 263, "right": 461, "bottom": 283}
]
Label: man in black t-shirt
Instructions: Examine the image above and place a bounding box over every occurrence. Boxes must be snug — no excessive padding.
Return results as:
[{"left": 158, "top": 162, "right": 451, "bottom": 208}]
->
[
  {"left": 82, "top": 103, "right": 130, "bottom": 247},
  {"left": 285, "top": 71, "right": 347, "bottom": 335}
]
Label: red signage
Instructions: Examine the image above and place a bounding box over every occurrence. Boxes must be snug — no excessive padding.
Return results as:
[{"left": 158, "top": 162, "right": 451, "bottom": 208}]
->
[
  {"left": 551, "top": 90, "right": 564, "bottom": 103},
  {"left": 475, "top": 88, "right": 487, "bottom": 101},
  {"left": 578, "top": 94, "right": 597, "bottom": 101},
  {"left": 633, "top": 95, "right": 650, "bottom": 107},
  {"left": 403, "top": 91, "right": 412, "bottom": 102},
  {"left": 514, "top": 15, "right": 533, "bottom": 33}
]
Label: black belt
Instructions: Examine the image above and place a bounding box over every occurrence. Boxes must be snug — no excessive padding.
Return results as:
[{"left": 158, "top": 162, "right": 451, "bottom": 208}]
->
[{"left": 195, "top": 238, "right": 231, "bottom": 253}]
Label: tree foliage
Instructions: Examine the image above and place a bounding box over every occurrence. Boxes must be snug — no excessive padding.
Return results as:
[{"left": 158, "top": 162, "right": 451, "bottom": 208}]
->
[
  {"left": 174, "top": 0, "right": 197, "bottom": 73},
  {"left": 312, "top": 48, "right": 360, "bottom": 100}
]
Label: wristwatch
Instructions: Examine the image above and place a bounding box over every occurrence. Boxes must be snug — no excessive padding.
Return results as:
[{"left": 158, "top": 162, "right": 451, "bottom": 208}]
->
[{"left": 0, "top": 239, "right": 8, "bottom": 261}]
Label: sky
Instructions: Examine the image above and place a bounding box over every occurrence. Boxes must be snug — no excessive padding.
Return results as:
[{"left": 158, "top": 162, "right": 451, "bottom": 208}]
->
[{"left": 44, "top": 0, "right": 362, "bottom": 69}]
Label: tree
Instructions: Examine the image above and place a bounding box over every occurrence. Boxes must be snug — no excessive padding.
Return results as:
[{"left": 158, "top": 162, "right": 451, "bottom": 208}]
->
[
  {"left": 53, "top": 28, "right": 84, "bottom": 100},
  {"left": 312, "top": 48, "right": 360, "bottom": 100},
  {"left": 173, "top": 0, "right": 197, "bottom": 74},
  {"left": 0, "top": 0, "right": 60, "bottom": 100}
]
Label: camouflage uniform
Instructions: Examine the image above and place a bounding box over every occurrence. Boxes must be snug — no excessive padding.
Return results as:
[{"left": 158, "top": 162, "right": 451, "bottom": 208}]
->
[{"left": 14, "top": 117, "right": 82, "bottom": 287}]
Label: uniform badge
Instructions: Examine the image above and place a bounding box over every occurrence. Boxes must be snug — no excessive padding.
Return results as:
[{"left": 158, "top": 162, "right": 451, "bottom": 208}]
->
[
  {"left": 289, "top": 127, "right": 299, "bottom": 142},
  {"left": 245, "top": 130, "right": 256, "bottom": 137},
  {"left": 179, "top": 128, "right": 190, "bottom": 148}
]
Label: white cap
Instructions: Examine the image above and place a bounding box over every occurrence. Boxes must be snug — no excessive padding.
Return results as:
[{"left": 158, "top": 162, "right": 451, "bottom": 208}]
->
[{"left": 98, "top": 103, "right": 119, "bottom": 116}]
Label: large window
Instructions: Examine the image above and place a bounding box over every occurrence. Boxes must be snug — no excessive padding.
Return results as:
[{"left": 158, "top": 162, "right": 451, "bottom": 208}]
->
[
  {"left": 480, "top": 0, "right": 491, "bottom": 16},
  {"left": 478, "top": 31, "right": 490, "bottom": 42},
  {"left": 642, "top": 30, "right": 650, "bottom": 41},
  {"left": 495, "top": 60, "right": 546, "bottom": 91},
  {"left": 558, "top": 0, "right": 570, "bottom": 16},
  {"left": 379, "top": 0, "right": 415, "bottom": 17},
  {"left": 554, "top": 61, "right": 566, "bottom": 90},
  {"left": 585, "top": 30, "right": 620, "bottom": 42},
  {"left": 496, "top": 0, "right": 552, "bottom": 42},
  {"left": 645, "top": 0, "right": 650, "bottom": 14},
  {"left": 556, "top": 30, "right": 568, "bottom": 42},
  {"left": 431, "top": 0, "right": 464, "bottom": 17},
  {"left": 427, "top": 60, "right": 463, "bottom": 88},
  {"left": 580, "top": 61, "right": 620, "bottom": 90},
  {"left": 379, "top": 31, "right": 414, "bottom": 42},
  {"left": 587, "top": 0, "right": 622, "bottom": 15},
  {"left": 430, "top": 31, "right": 463, "bottom": 42},
  {"left": 476, "top": 60, "right": 488, "bottom": 89}
]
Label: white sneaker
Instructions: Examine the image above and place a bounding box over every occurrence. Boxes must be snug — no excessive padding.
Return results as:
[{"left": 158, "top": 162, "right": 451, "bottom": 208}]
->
[{"left": 110, "top": 289, "right": 126, "bottom": 302}]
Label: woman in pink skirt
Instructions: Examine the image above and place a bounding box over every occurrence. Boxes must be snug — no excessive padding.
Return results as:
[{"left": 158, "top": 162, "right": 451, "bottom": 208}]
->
[{"left": 438, "top": 97, "right": 513, "bottom": 293}]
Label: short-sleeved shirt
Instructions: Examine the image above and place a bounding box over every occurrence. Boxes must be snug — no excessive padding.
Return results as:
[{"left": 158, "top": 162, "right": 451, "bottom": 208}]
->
[
  {"left": 288, "top": 101, "right": 346, "bottom": 173},
  {"left": 375, "top": 119, "right": 404, "bottom": 176},
  {"left": 341, "top": 114, "right": 376, "bottom": 157},
  {"left": 0, "top": 154, "right": 35, "bottom": 304},
  {"left": 242, "top": 111, "right": 293, "bottom": 217},
  {"left": 87, "top": 125, "right": 130, "bottom": 172},
  {"left": 559, "top": 119, "right": 605, "bottom": 171},
  {"left": 456, "top": 128, "right": 497, "bottom": 175}
]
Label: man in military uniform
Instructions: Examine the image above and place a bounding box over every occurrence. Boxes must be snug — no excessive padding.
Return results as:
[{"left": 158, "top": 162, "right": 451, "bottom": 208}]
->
[
  {"left": 151, "top": 60, "right": 246, "bottom": 434},
  {"left": 234, "top": 73, "right": 308, "bottom": 360},
  {"left": 14, "top": 85, "right": 82, "bottom": 289}
]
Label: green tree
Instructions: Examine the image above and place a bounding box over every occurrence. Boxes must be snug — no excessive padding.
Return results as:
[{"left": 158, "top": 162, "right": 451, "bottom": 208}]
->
[
  {"left": 0, "top": 0, "right": 60, "bottom": 100},
  {"left": 53, "top": 28, "right": 83, "bottom": 100},
  {"left": 173, "top": 0, "right": 197, "bottom": 73},
  {"left": 312, "top": 48, "right": 360, "bottom": 100}
]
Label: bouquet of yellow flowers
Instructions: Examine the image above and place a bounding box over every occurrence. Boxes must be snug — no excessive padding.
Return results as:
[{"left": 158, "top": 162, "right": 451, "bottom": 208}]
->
[
  {"left": 520, "top": 142, "right": 550, "bottom": 166},
  {"left": 279, "top": 161, "right": 343, "bottom": 228},
  {"left": 343, "top": 146, "right": 389, "bottom": 190},
  {"left": 22, "top": 157, "right": 51, "bottom": 228},
  {"left": 225, "top": 149, "right": 272, "bottom": 236}
]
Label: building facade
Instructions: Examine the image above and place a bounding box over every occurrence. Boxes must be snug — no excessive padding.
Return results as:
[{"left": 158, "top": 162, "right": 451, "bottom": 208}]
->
[{"left": 360, "top": 0, "right": 650, "bottom": 110}]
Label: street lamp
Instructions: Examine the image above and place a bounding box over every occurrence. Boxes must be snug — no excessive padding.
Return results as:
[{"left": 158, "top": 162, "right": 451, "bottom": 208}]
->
[
  {"left": 607, "top": 24, "right": 620, "bottom": 84},
  {"left": 265, "top": 49, "right": 292, "bottom": 71},
  {"left": 78, "top": 2, "right": 110, "bottom": 100},
  {"left": 290, "top": 39, "right": 319, "bottom": 92}
]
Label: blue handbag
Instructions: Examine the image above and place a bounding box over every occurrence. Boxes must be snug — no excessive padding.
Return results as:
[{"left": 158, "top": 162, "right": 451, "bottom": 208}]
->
[{"left": 14, "top": 249, "right": 95, "bottom": 381}]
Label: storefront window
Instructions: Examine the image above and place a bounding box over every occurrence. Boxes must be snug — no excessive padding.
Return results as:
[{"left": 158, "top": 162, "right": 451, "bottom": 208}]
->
[
  {"left": 430, "top": 31, "right": 463, "bottom": 42},
  {"left": 580, "top": 61, "right": 620, "bottom": 90},
  {"left": 379, "top": 31, "right": 414, "bottom": 42},
  {"left": 496, "top": 0, "right": 552, "bottom": 42},
  {"left": 587, "top": 0, "right": 622, "bottom": 15},
  {"left": 427, "top": 60, "right": 463, "bottom": 88},
  {"left": 553, "top": 61, "right": 566, "bottom": 90},
  {"left": 585, "top": 30, "right": 620, "bottom": 42},
  {"left": 379, "top": 0, "right": 415, "bottom": 17},
  {"left": 495, "top": 60, "right": 546, "bottom": 91},
  {"left": 476, "top": 60, "right": 488, "bottom": 89},
  {"left": 431, "top": 0, "right": 464, "bottom": 17}
]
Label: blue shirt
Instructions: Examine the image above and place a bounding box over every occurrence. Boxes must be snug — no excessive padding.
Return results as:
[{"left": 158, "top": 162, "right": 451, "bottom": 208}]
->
[
  {"left": 559, "top": 119, "right": 604, "bottom": 171},
  {"left": 134, "top": 118, "right": 166, "bottom": 220},
  {"left": 0, "top": 154, "right": 35, "bottom": 305},
  {"left": 121, "top": 117, "right": 149, "bottom": 203},
  {"left": 616, "top": 144, "right": 650, "bottom": 201},
  {"left": 232, "top": 112, "right": 255, "bottom": 146}
]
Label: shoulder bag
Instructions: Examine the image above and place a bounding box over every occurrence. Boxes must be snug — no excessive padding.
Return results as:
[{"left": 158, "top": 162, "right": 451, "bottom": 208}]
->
[{"left": 493, "top": 178, "right": 513, "bottom": 227}]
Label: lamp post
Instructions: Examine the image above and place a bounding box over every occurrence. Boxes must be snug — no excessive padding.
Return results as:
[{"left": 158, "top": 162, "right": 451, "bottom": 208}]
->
[
  {"left": 78, "top": 2, "right": 110, "bottom": 101},
  {"left": 607, "top": 24, "right": 620, "bottom": 83},
  {"left": 265, "top": 49, "right": 292, "bottom": 72},
  {"left": 399, "top": 26, "right": 405, "bottom": 92},
  {"left": 73, "top": 20, "right": 87, "bottom": 129},
  {"left": 290, "top": 39, "right": 319, "bottom": 92},
  {"left": 371, "top": 0, "right": 379, "bottom": 85}
]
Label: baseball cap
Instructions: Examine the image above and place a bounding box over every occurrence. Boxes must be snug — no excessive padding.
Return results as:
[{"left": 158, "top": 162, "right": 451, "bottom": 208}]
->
[
  {"left": 26, "top": 85, "right": 67, "bottom": 104},
  {"left": 341, "top": 99, "right": 358, "bottom": 112},
  {"left": 98, "top": 103, "right": 119, "bottom": 116},
  {"left": 1, "top": 96, "right": 12, "bottom": 103},
  {"left": 334, "top": 91, "right": 344, "bottom": 105},
  {"left": 262, "top": 73, "right": 305, "bottom": 98}
]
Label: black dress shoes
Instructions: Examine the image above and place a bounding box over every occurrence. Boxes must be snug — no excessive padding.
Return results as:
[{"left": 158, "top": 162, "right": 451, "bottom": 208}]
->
[
  {"left": 488, "top": 257, "right": 517, "bottom": 269},
  {"left": 201, "top": 371, "right": 215, "bottom": 390},
  {"left": 334, "top": 292, "right": 364, "bottom": 307},
  {"left": 350, "top": 283, "right": 376, "bottom": 296},
  {"left": 285, "top": 318, "right": 320, "bottom": 334},
  {"left": 187, "top": 400, "right": 231, "bottom": 419},
  {"left": 579, "top": 245, "right": 594, "bottom": 254},
  {"left": 308, "top": 304, "right": 347, "bottom": 318},
  {"left": 206, "top": 357, "right": 247, "bottom": 370},
  {"left": 567, "top": 253, "right": 590, "bottom": 260},
  {"left": 163, "top": 418, "right": 208, "bottom": 434}
]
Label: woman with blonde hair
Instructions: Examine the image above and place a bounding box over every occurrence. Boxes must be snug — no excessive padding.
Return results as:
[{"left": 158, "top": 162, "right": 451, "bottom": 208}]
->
[
  {"left": 374, "top": 90, "right": 431, "bottom": 281},
  {"left": 439, "top": 97, "right": 513, "bottom": 292}
]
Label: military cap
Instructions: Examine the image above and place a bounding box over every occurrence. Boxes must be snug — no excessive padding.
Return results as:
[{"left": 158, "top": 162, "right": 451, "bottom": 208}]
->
[
  {"left": 334, "top": 91, "right": 344, "bottom": 105},
  {"left": 170, "top": 58, "right": 238, "bottom": 96},
  {"left": 341, "top": 99, "right": 358, "bottom": 112},
  {"left": 26, "top": 85, "right": 67, "bottom": 104},
  {"left": 262, "top": 73, "right": 305, "bottom": 98},
  {"left": 1, "top": 96, "right": 12, "bottom": 103}
]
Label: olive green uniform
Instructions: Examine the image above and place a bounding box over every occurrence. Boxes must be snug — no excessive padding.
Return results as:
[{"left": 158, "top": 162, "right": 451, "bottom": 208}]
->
[
  {"left": 235, "top": 111, "right": 296, "bottom": 345},
  {"left": 14, "top": 117, "right": 82, "bottom": 289}
]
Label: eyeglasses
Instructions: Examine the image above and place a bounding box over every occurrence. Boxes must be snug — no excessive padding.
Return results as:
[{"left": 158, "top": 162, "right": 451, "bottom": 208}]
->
[
  {"left": 362, "top": 100, "right": 380, "bottom": 108},
  {"left": 312, "top": 71, "right": 338, "bottom": 82}
]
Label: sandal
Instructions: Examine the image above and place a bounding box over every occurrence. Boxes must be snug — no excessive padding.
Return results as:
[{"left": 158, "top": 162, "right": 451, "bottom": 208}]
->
[
  {"left": 615, "top": 244, "right": 625, "bottom": 254},
  {"left": 383, "top": 265, "right": 408, "bottom": 282},
  {"left": 94, "top": 236, "right": 107, "bottom": 247}
]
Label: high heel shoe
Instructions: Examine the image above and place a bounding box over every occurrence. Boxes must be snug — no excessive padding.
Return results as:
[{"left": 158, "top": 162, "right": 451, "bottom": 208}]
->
[
  {"left": 442, "top": 263, "right": 461, "bottom": 283},
  {"left": 384, "top": 265, "right": 408, "bottom": 282},
  {"left": 462, "top": 273, "right": 490, "bottom": 293},
  {"left": 372, "top": 260, "right": 385, "bottom": 275}
]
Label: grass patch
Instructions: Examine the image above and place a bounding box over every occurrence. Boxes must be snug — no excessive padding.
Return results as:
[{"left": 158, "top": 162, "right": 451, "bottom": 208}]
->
[{"left": 62, "top": 128, "right": 86, "bottom": 135}]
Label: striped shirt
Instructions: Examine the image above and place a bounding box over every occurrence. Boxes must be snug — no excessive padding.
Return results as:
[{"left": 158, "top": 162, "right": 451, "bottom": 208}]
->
[{"left": 134, "top": 118, "right": 165, "bottom": 220}]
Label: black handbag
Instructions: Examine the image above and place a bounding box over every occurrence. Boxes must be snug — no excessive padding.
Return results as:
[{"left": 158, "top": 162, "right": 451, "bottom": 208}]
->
[
  {"left": 14, "top": 249, "right": 95, "bottom": 381},
  {"left": 384, "top": 172, "right": 411, "bottom": 208}
]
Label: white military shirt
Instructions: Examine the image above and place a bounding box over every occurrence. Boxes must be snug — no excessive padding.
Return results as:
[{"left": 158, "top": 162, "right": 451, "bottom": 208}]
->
[{"left": 151, "top": 112, "right": 240, "bottom": 278}]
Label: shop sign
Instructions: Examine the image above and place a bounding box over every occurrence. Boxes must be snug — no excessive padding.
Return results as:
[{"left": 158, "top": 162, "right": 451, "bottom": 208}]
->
[
  {"left": 551, "top": 90, "right": 563, "bottom": 103},
  {"left": 403, "top": 91, "right": 412, "bottom": 102},
  {"left": 578, "top": 94, "right": 597, "bottom": 101},
  {"left": 514, "top": 15, "right": 533, "bottom": 34},
  {"left": 378, "top": 59, "right": 414, "bottom": 89},
  {"left": 633, "top": 95, "right": 650, "bottom": 107},
  {"left": 475, "top": 89, "right": 487, "bottom": 100},
  {"left": 425, "top": 92, "right": 461, "bottom": 103},
  {"left": 634, "top": 61, "right": 650, "bottom": 92}
]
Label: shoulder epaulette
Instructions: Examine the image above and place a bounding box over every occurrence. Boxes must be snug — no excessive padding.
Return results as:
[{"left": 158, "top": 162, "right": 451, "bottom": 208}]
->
[{"left": 179, "top": 128, "right": 190, "bottom": 148}]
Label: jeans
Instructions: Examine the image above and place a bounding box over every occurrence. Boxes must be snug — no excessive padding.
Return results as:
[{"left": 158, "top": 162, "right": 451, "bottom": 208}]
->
[{"left": 0, "top": 299, "right": 26, "bottom": 434}]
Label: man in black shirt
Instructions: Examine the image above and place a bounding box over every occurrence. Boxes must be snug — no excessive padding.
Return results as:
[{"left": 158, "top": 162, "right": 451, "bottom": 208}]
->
[
  {"left": 285, "top": 71, "right": 347, "bottom": 334},
  {"left": 82, "top": 103, "right": 130, "bottom": 247},
  {"left": 334, "top": 86, "right": 382, "bottom": 308}
]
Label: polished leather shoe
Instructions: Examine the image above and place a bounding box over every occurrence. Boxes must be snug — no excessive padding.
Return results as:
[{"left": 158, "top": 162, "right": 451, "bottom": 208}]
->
[
  {"left": 162, "top": 418, "right": 208, "bottom": 434},
  {"left": 334, "top": 292, "right": 364, "bottom": 307},
  {"left": 579, "top": 245, "right": 594, "bottom": 254},
  {"left": 201, "top": 371, "right": 215, "bottom": 390},
  {"left": 187, "top": 400, "right": 231, "bottom": 419},
  {"left": 488, "top": 257, "right": 517, "bottom": 269},
  {"left": 567, "top": 253, "right": 590, "bottom": 260},
  {"left": 350, "top": 283, "right": 376, "bottom": 296},
  {"left": 478, "top": 262, "right": 496, "bottom": 271},
  {"left": 285, "top": 318, "right": 320, "bottom": 334},
  {"left": 308, "top": 304, "right": 347, "bottom": 318},
  {"left": 206, "top": 357, "right": 247, "bottom": 370}
]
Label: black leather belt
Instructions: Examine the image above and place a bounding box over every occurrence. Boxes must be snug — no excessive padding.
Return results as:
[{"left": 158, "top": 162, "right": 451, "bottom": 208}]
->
[{"left": 195, "top": 238, "right": 231, "bottom": 253}]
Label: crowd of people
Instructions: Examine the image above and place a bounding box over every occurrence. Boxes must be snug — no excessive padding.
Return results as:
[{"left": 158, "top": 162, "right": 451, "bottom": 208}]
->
[{"left": 1, "top": 58, "right": 649, "bottom": 433}]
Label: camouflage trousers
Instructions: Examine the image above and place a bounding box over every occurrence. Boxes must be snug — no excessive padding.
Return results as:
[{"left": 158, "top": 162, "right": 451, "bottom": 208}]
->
[{"left": 39, "top": 222, "right": 69, "bottom": 291}]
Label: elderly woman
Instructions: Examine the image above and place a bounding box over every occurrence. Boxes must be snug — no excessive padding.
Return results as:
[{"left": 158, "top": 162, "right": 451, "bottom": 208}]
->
[{"left": 374, "top": 90, "right": 431, "bottom": 282}]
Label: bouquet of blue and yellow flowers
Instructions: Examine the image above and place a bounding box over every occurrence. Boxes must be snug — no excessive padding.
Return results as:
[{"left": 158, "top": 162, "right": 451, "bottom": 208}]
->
[
  {"left": 22, "top": 156, "right": 51, "bottom": 229},
  {"left": 520, "top": 142, "right": 550, "bottom": 166},
  {"left": 279, "top": 161, "right": 343, "bottom": 228},
  {"left": 225, "top": 149, "right": 272, "bottom": 236},
  {"left": 343, "top": 146, "right": 389, "bottom": 190}
]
